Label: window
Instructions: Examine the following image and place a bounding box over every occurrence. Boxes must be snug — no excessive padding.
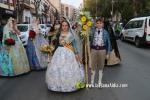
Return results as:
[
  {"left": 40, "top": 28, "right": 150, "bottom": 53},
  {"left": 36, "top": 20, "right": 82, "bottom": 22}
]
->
[
  {"left": 125, "top": 20, "right": 143, "bottom": 29},
  {"left": 4, "top": 0, "right": 7, "bottom": 4},
  {"left": 125, "top": 21, "right": 133, "bottom": 29},
  {"left": 137, "top": 20, "right": 143, "bottom": 28},
  {"left": 17, "top": 26, "right": 28, "bottom": 32},
  {"left": 25, "top": 16, "right": 30, "bottom": 24},
  {"left": 0, "top": 0, "right": 8, "bottom": 4},
  {"left": 46, "top": 24, "right": 51, "bottom": 27},
  {"left": 40, "top": 25, "right": 45, "bottom": 29}
]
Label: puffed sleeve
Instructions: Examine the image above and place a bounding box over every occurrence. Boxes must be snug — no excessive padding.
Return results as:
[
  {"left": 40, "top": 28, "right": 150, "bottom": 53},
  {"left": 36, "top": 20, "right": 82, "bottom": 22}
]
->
[{"left": 71, "top": 39, "right": 79, "bottom": 54}]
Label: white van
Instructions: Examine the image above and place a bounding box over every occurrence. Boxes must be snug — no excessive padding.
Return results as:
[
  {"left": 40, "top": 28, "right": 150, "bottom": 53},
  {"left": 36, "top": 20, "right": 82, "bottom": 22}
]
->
[
  {"left": 121, "top": 17, "right": 150, "bottom": 47},
  {"left": 17, "top": 24, "right": 30, "bottom": 46}
]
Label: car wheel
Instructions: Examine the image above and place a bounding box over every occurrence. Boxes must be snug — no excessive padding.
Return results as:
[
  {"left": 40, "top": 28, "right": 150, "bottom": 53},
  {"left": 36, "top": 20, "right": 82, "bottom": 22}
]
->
[
  {"left": 121, "top": 34, "right": 125, "bottom": 42},
  {"left": 135, "top": 37, "right": 141, "bottom": 47}
]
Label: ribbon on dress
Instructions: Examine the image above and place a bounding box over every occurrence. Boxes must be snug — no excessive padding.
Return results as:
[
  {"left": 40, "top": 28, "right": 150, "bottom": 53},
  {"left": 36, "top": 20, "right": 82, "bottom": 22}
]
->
[
  {"left": 59, "top": 37, "right": 75, "bottom": 53},
  {"left": 59, "top": 37, "right": 83, "bottom": 65}
]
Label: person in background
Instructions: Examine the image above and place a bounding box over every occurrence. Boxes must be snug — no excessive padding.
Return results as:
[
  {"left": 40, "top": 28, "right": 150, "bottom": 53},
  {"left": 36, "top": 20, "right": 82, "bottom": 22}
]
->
[
  {"left": 0, "top": 18, "right": 30, "bottom": 76},
  {"left": 0, "top": 19, "right": 6, "bottom": 44},
  {"left": 115, "top": 21, "right": 121, "bottom": 40},
  {"left": 123, "top": 20, "right": 127, "bottom": 28},
  {"left": 104, "top": 19, "right": 121, "bottom": 66},
  {"left": 47, "top": 20, "right": 60, "bottom": 46},
  {"left": 26, "top": 17, "right": 48, "bottom": 70}
]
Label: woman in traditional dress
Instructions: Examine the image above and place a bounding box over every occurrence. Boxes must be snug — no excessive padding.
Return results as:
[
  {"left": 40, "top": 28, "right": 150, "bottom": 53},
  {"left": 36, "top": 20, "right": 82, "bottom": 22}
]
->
[
  {"left": 0, "top": 17, "right": 30, "bottom": 76},
  {"left": 47, "top": 20, "right": 60, "bottom": 46},
  {"left": 46, "top": 20, "right": 85, "bottom": 92},
  {"left": 104, "top": 20, "right": 121, "bottom": 65},
  {"left": 26, "top": 18, "right": 48, "bottom": 70}
]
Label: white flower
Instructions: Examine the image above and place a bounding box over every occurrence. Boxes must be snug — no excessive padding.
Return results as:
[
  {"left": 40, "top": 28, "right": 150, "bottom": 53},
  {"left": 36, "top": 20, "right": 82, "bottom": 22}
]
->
[
  {"left": 79, "top": 11, "right": 84, "bottom": 15},
  {"left": 78, "top": 20, "right": 83, "bottom": 26},
  {"left": 88, "top": 17, "right": 92, "bottom": 20},
  {"left": 84, "top": 12, "right": 90, "bottom": 17}
]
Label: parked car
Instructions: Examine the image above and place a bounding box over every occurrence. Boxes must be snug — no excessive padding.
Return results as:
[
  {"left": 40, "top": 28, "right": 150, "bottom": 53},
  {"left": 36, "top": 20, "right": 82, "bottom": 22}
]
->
[
  {"left": 45, "top": 24, "right": 52, "bottom": 35},
  {"left": 121, "top": 17, "right": 150, "bottom": 47},
  {"left": 39, "top": 24, "right": 47, "bottom": 36},
  {"left": 17, "top": 24, "right": 30, "bottom": 46}
]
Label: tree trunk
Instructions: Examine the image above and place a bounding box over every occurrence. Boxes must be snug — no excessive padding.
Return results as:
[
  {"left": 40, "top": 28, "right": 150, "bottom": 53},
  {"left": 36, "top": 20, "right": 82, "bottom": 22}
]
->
[{"left": 132, "top": 0, "right": 138, "bottom": 17}]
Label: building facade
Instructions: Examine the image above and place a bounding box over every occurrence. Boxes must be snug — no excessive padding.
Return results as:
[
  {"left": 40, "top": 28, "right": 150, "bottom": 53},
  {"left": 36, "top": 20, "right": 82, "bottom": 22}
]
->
[
  {"left": 62, "top": 3, "right": 76, "bottom": 21},
  {"left": 49, "top": 0, "right": 61, "bottom": 19},
  {"left": 0, "top": 0, "right": 17, "bottom": 21}
]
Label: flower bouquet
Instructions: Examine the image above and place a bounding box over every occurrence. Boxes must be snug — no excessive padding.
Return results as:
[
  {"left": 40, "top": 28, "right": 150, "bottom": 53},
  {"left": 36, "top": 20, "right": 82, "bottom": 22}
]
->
[
  {"left": 5, "top": 38, "right": 15, "bottom": 46},
  {"left": 77, "top": 10, "right": 92, "bottom": 43},
  {"left": 40, "top": 45, "right": 54, "bottom": 56},
  {"left": 29, "top": 30, "right": 36, "bottom": 39}
]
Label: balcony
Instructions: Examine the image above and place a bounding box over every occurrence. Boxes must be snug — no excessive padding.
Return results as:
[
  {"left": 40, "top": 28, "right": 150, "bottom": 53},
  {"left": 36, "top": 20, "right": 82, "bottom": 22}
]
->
[
  {"left": 0, "top": 3, "right": 14, "bottom": 10},
  {"left": 19, "top": 0, "right": 34, "bottom": 10},
  {"left": 24, "top": 0, "right": 30, "bottom": 5}
]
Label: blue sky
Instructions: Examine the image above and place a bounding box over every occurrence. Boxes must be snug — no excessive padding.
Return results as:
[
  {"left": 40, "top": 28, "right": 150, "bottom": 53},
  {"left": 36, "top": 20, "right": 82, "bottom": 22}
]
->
[{"left": 61, "top": 0, "right": 83, "bottom": 8}]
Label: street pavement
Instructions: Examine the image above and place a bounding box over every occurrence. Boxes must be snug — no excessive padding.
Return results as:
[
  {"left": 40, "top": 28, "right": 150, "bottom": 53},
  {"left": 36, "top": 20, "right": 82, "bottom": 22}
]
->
[{"left": 1, "top": 40, "right": 150, "bottom": 100}]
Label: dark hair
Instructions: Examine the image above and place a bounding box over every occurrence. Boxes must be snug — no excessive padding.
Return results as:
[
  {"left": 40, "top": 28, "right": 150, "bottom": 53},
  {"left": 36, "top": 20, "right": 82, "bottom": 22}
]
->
[
  {"left": 1, "top": 19, "right": 6, "bottom": 25},
  {"left": 53, "top": 20, "right": 70, "bottom": 53},
  {"left": 96, "top": 18, "right": 104, "bottom": 23},
  {"left": 60, "top": 20, "right": 70, "bottom": 30},
  {"left": 49, "top": 20, "right": 60, "bottom": 32}
]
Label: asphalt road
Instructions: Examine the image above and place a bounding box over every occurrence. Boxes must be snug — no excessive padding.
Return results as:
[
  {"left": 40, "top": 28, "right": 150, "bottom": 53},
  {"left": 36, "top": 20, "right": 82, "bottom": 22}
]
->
[{"left": 1, "top": 40, "right": 150, "bottom": 100}]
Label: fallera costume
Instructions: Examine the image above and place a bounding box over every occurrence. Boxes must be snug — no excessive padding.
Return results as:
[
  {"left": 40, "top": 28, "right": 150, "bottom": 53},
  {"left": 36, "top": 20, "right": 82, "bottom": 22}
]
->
[
  {"left": 0, "top": 18, "right": 30, "bottom": 76},
  {"left": 46, "top": 31, "right": 85, "bottom": 92},
  {"left": 26, "top": 20, "right": 49, "bottom": 70},
  {"left": 90, "top": 27, "right": 111, "bottom": 85}
]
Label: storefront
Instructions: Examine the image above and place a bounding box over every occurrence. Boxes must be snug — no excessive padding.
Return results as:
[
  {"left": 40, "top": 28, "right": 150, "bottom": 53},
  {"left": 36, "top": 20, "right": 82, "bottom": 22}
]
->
[{"left": 0, "top": 7, "right": 17, "bottom": 21}]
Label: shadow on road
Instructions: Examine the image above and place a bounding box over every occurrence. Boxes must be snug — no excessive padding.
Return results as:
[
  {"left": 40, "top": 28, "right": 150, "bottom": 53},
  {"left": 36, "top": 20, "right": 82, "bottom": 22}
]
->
[{"left": 119, "top": 40, "right": 150, "bottom": 49}]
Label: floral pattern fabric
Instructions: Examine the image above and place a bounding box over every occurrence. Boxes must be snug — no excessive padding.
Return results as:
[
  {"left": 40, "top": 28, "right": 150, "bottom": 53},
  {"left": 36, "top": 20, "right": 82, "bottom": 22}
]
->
[
  {"left": 26, "top": 35, "right": 49, "bottom": 70},
  {"left": 0, "top": 32, "right": 30, "bottom": 76},
  {"left": 46, "top": 47, "right": 85, "bottom": 92}
]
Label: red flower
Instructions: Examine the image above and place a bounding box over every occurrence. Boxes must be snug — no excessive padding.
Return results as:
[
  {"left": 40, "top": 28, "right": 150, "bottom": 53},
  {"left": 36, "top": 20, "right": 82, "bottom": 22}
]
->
[
  {"left": 29, "top": 30, "right": 36, "bottom": 39},
  {"left": 52, "top": 39, "right": 57, "bottom": 45},
  {"left": 5, "top": 38, "right": 15, "bottom": 46}
]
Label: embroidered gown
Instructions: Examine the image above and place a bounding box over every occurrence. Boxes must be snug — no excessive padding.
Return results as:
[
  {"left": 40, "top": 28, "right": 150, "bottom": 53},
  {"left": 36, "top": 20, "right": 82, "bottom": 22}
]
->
[
  {"left": 26, "top": 25, "right": 49, "bottom": 70},
  {"left": 46, "top": 32, "right": 85, "bottom": 92},
  {"left": 0, "top": 31, "right": 30, "bottom": 76}
]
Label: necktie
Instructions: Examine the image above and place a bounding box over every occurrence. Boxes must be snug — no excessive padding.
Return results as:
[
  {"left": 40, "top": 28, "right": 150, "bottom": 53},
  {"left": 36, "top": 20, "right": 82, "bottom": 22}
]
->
[{"left": 98, "top": 30, "right": 100, "bottom": 34}]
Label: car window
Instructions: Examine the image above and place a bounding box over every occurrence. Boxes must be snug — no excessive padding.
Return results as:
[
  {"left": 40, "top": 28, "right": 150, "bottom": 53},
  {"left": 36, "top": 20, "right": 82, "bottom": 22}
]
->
[
  {"left": 132, "top": 20, "right": 143, "bottom": 28},
  {"left": 125, "top": 20, "right": 143, "bottom": 29},
  {"left": 46, "top": 25, "right": 51, "bottom": 27},
  {"left": 137, "top": 20, "right": 143, "bottom": 28},
  {"left": 125, "top": 21, "right": 133, "bottom": 29},
  {"left": 17, "top": 26, "right": 28, "bottom": 32},
  {"left": 40, "top": 25, "right": 45, "bottom": 29}
]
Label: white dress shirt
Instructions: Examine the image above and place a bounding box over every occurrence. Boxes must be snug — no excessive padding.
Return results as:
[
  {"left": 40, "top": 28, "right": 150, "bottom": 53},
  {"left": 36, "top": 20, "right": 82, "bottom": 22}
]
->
[{"left": 93, "top": 28, "right": 104, "bottom": 46}]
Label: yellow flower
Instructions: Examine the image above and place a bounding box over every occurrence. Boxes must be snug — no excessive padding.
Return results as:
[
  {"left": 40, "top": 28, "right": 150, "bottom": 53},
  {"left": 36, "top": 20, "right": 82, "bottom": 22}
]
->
[
  {"left": 87, "top": 21, "right": 92, "bottom": 26},
  {"left": 81, "top": 16, "right": 86, "bottom": 22},
  {"left": 83, "top": 25, "right": 88, "bottom": 31}
]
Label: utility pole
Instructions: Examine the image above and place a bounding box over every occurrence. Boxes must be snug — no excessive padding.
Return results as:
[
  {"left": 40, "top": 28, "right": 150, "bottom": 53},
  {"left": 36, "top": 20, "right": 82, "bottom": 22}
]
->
[
  {"left": 111, "top": 0, "right": 114, "bottom": 21},
  {"left": 96, "top": 0, "right": 97, "bottom": 18}
]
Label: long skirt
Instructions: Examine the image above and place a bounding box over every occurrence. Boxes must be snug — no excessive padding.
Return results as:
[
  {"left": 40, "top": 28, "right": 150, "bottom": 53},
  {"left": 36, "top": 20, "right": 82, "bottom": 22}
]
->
[
  {"left": 107, "top": 49, "right": 121, "bottom": 66},
  {"left": 26, "top": 36, "right": 48, "bottom": 70},
  {"left": 46, "top": 47, "right": 85, "bottom": 92},
  {"left": 0, "top": 41, "right": 30, "bottom": 76}
]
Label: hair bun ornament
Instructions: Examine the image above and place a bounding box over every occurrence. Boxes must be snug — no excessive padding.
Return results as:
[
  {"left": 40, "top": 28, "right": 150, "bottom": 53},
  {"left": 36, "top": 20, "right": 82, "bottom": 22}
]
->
[{"left": 12, "top": 18, "right": 15, "bottom": 21}]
